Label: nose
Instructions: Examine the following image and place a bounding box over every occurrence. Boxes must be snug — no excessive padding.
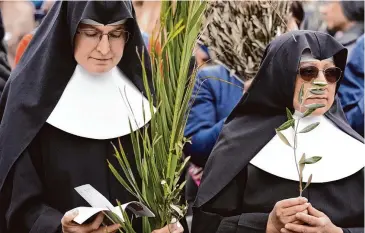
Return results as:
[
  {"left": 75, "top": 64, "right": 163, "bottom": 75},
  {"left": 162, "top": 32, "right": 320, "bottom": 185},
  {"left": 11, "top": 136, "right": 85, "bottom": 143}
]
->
[
  {"left": 315, "top": 69, "right": 328, "bottom": 84},
  {"left": 96, "top": 34, "right": 111, "bottom": 55}
]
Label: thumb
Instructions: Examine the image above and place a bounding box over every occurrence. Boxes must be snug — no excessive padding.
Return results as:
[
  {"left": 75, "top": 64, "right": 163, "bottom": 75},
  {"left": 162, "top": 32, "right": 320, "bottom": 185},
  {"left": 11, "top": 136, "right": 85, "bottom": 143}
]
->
[
  {"left": 61, "top": 209, "right": 79, "bottom": 225},
  {"left": 308, "top": 205, "right": 325, "bottom": 217}
]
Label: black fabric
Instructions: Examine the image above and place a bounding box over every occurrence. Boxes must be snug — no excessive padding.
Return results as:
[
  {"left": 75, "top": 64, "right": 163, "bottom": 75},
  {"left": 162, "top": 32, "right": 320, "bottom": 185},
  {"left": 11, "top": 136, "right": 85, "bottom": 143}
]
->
[
  {"left": 191, "top": 30, "right": 364, "bottom": 233},
  {"left": 0, "top": 1, "right": 153, "bottom": 232},
  {"left": 0, "top": 0, "right": 152, "bottom": 191},
  {"left": 340, "top": 1, "right": 364, "bottom": 22},
  {"left": 3, "top": 124, "right": 143, "bottom": 232},
  {"left": 192, "top": 165, "right": 364, "bottom": 233}
]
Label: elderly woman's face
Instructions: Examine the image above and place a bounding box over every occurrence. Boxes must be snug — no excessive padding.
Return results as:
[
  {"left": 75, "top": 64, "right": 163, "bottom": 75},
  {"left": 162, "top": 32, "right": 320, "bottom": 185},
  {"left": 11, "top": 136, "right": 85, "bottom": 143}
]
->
[
  {"left": 293, "top": 59, "right": 340, "bottom": 116},
  {"left": 74, "top": 23, "right": 129, "bottom": 74}
]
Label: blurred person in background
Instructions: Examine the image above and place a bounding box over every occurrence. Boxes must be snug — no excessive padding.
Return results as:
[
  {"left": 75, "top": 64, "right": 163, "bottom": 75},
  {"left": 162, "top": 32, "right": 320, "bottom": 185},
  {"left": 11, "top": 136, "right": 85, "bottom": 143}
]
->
[
  {"left": 0, "top": 1, "right": 35, "bottom": 68},
  {"left": 0, "top": 10, "right": 10, "bottom": 96},
  {"left": 300, "top": 1, "right": 327, "bottom": 32},
  {"left": 320, "top": 0, "right": 364, "bottom": 57},
  {"left": 14, "top": 0, "right": 55, "bottom": 66},
  {"left": 337, "top": 35, "right": 364, "bottom": 137}
]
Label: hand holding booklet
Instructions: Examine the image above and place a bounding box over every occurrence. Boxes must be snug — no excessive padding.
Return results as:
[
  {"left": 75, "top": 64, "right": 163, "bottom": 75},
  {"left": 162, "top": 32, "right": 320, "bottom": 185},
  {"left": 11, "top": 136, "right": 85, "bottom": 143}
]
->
[{"left": 73, "top": 184, "right": 155, "bottom": 224}]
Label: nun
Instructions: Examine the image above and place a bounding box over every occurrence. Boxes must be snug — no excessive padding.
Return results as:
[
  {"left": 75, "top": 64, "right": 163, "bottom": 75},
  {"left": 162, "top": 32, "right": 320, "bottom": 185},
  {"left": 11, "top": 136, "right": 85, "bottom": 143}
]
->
[
  {"left": 191, "top": 31, "right": 364, "bottom": 233},
  {"left": 0, "top": 1, "right": 183, "bottom": 233}
]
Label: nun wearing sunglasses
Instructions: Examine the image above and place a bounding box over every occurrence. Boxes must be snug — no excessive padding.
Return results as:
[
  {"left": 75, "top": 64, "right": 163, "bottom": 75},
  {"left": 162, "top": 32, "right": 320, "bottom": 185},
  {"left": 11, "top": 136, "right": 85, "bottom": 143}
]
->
[{"left": 191, "top": 31, "right": 364, "bottom": 233}]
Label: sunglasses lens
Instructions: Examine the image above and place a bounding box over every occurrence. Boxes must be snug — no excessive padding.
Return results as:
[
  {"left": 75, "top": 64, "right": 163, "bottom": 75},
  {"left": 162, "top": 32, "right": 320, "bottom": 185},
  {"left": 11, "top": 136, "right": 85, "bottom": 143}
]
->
[
  {"left": 299, "top": 66, "right": 318, "bottom": 81},
  {"left": 324, "top": 67, "right": 341, "bottom": 83}
]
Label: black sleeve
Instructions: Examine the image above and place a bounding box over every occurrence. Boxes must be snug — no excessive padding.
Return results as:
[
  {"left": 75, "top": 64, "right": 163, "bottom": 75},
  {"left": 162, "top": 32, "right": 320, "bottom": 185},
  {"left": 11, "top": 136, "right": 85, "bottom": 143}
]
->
[
  {"left": 4, "top": 150, "right": 63, "bottom": 233},
  {"left": 341, "top": 227, "right": 364, "bottom": 233},
  {"left": 191, "top": 168, "right": 270, "bottom": 233}
]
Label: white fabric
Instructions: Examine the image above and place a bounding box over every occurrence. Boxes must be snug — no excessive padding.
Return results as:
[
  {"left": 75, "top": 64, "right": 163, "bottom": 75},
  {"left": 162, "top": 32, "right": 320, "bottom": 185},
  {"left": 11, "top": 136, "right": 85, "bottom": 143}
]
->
[
  {"left": 300, "top": 50, "right": 334, "bottom": 63},
  {"left": 250, "top": 111, "right": 365, "bottom": 183},
  {"left": 47, "top": 65, "right": 153, "bottom": 139},
  {"left": 81, "top": 19, "right": 127, "bottom": 26}
]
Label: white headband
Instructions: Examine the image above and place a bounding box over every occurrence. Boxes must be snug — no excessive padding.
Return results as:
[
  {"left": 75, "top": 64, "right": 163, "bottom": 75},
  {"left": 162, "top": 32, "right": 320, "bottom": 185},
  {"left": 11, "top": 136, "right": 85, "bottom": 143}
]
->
[
  {"left": 81, "top": 19, "right": 127, "bottom": 26},
  {"left": 300, "top": 50, "right": 334, "bottom": 63}
]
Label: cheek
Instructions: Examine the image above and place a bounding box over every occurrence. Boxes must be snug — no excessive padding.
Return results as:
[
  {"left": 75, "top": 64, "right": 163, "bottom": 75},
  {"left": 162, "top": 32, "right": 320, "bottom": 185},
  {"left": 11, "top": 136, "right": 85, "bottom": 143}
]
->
[
  {"left": 74, "top": 43, "right": 93, "bottom": 62},
  {"left": 327, "top": 84, "right": 337, "bottom": 103},
  {"left": 113, "top": 45, "right": 125, "bottom": 61}
]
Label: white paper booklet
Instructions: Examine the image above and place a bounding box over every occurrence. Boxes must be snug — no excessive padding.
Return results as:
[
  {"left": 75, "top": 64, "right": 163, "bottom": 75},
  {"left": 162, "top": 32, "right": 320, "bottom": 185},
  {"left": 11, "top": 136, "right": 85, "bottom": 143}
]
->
[{"left": 73, "top": 184, "right": 155, "bottom": 224}]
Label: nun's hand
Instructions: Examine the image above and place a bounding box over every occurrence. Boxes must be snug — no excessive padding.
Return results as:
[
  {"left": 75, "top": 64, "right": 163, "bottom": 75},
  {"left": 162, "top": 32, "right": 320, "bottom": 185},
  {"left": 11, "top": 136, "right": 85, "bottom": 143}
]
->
[
  {"left": 281, "top": 205, "right": 342, "bottom": 233},
  {"left": 267, "top": 197, "right": 310, "bottom": 233},
  {"left": 61, "top": 210, "right": 121, "bottom": 233},
  {"left": 151, "top": 219, "right": 184, "bottom": 233}
]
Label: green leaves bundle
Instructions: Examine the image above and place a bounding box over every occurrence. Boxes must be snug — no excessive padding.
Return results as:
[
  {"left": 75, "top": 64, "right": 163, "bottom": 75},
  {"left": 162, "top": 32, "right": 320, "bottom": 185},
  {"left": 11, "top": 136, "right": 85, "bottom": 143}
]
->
[{"left": 108, "top": 1, "right": 206, "bottom": 232}]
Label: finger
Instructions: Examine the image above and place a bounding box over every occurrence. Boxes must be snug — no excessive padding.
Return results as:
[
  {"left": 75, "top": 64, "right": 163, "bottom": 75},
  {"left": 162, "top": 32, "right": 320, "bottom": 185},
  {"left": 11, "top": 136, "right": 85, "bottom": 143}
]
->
[
  {"left": 308, "top": 205, "right": 325, "bottom": 218},
  {"left": 171, "top": 227, "right": 184, "bottom": 233},
  {"left": 61, "top": 209, "right": 79, "bottom": 226},
  {"left": 284, "top": 214, "right": 298, "bottom": 224},
  {"left": 291, "top": 220, "right": 305, "bottom": 225},
  {"left": 277, "top": 197, "right": 308, "bottom": 208},
  {"left": 283, "top": 203, "right": 310, "bottom": 216},
  {"left": 84, "top": 213, "right": 104, "bottom": 232},
  {"left": 285, "top": 223, "right": 317, "bottom": 233},
  {"left": 170, "top": 221, "right": 183, "bottom": 233},
  {"left": 295, "top": 212, "right": 321, "bottom": 226},
  {"left": 93, "top": 224, "right": 121, "bottom": 233},
  {"left": 104, "top": 224, "right": 121, "bottom": 233},
  {"left": 280, "top": 228, "right": 296, "bottom": 233}
]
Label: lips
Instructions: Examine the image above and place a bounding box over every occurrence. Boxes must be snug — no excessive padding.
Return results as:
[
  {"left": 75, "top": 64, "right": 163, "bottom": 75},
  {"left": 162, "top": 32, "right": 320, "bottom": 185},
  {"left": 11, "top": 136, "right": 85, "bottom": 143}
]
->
[
  {"left": 92, "top": 58, "right": 111, "bottom": 61},
  {"left": 307, "top": 97, "right": 328, "bottom": 100}
]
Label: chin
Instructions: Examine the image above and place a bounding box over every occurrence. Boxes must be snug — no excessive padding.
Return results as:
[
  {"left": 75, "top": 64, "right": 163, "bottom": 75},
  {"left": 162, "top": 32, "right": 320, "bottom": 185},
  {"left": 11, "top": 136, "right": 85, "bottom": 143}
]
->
[
  {"left": 311, "top": 108, "right": 328, "bottom": 116},
  {"left": 88, "top": 65, "right": 114, "bottom": 74}
]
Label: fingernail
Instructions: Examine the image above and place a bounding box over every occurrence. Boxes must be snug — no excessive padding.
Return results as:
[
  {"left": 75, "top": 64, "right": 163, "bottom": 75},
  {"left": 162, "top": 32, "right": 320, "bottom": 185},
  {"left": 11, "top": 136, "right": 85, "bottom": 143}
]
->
[
  {"left": 177, "top": 222, "right": 181, "bottom": 228},
  {"left": 302, "top": 197, "right": 308, "bottom": 202},
  {"left": 72, "top": 209, "right": 79, "bottom": 216}
]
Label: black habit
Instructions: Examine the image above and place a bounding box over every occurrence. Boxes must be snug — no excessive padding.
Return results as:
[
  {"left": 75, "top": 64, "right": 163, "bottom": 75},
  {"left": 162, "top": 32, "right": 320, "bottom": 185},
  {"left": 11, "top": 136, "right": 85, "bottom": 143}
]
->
[
  {"left": 191, "top": 31, "right": 364, "bottom": 233},
  {"left": 0, "top": 1, "right": 153, "bottom": 232}
]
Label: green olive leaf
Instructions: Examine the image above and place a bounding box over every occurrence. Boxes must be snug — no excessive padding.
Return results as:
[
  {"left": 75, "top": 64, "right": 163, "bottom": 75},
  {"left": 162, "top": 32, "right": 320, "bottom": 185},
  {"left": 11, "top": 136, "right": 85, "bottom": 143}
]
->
[
  {"left": 312, "top": 81, "right": 327, "bottom": 87},
  {"left": 275, "top": 130, "right": 292, "bottom": 147},
  {"left": 276, "top": 119, "right": 295, "bottom": 131},
  {"left": 303, "top": 174, "right": 313, "bottom": 191},
  {"left": 304, "top": 103, "right": 326, "bottom": 110},
  {"left": 309, "top": 89, "right": 325, "bottom": 95},
  {"left": 286, "top": 108, "right": 293, "bottom": 120},
  {"left": 301, "top": 156, "right": 322, "bottom": 164},
  {"left": 299, "top": 83, "right": 304, "bottom": 104},
  {"left": 299, "top": 122, "right": 320, "bottom": 133}
]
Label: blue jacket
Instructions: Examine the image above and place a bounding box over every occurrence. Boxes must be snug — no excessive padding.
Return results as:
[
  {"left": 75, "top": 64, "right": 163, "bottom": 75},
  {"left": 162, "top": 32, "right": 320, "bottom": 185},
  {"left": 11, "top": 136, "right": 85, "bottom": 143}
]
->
[
  {"left": 184, "top": 65, "right": 244, "bottom": 167},
  {"left": 338, "top": 35, "right": 364, "bottom": 136}
]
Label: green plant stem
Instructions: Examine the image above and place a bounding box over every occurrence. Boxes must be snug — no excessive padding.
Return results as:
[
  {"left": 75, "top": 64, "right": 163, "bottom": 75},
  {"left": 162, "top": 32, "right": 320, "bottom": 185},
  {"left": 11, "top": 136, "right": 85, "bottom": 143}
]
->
[{"left": 293, "top": 118, "right": 302, "bottom": 196}]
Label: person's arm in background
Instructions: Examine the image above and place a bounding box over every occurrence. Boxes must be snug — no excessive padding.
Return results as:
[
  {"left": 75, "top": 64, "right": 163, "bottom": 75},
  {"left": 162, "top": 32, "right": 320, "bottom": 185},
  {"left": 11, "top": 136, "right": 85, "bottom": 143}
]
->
[
  {"left": 184, "top": 69, "right": 227, "bottom": 167},
  {"left": 0, "top": 1, "right": 35, "bottom": 68},
  {"left": 337, "top": 35, "right": 364, "bottom": 137}
]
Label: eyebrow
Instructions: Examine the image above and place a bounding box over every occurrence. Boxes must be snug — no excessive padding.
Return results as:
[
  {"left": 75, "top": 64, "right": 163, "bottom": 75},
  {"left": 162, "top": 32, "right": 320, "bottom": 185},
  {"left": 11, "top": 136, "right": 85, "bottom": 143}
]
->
[{"left": 78, "top": 24, "right": 125, "bottom": 32}]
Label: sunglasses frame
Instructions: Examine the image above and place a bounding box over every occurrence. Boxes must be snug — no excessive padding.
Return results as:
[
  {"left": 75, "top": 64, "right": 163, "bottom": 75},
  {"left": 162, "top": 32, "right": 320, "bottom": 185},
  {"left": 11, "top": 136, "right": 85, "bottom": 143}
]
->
[{"left": 297, "top": 66, "right": 343, "bottom": 83}]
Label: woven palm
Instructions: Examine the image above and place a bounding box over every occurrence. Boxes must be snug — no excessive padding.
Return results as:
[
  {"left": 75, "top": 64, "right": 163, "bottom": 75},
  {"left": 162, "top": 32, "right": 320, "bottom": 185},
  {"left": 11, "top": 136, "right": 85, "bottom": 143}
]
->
[{"left": 201, "top": 1, "right": 290, "bottom": 81}]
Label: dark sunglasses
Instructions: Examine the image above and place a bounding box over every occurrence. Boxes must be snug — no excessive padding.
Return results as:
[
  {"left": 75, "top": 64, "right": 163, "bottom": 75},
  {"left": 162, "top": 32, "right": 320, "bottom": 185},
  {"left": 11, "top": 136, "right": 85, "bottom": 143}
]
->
[{"left": 297, "top": 66, "right": 342, "bottom": 83}]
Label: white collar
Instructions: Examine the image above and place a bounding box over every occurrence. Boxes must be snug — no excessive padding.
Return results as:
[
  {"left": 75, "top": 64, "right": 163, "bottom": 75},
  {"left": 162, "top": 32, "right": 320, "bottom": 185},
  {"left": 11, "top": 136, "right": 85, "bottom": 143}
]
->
[
  {"left": 250, "top": 112, "right": 364, "bottom": 183},
  {"left": 46, "top": 65, "right": 153, "bottom": 139}
]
